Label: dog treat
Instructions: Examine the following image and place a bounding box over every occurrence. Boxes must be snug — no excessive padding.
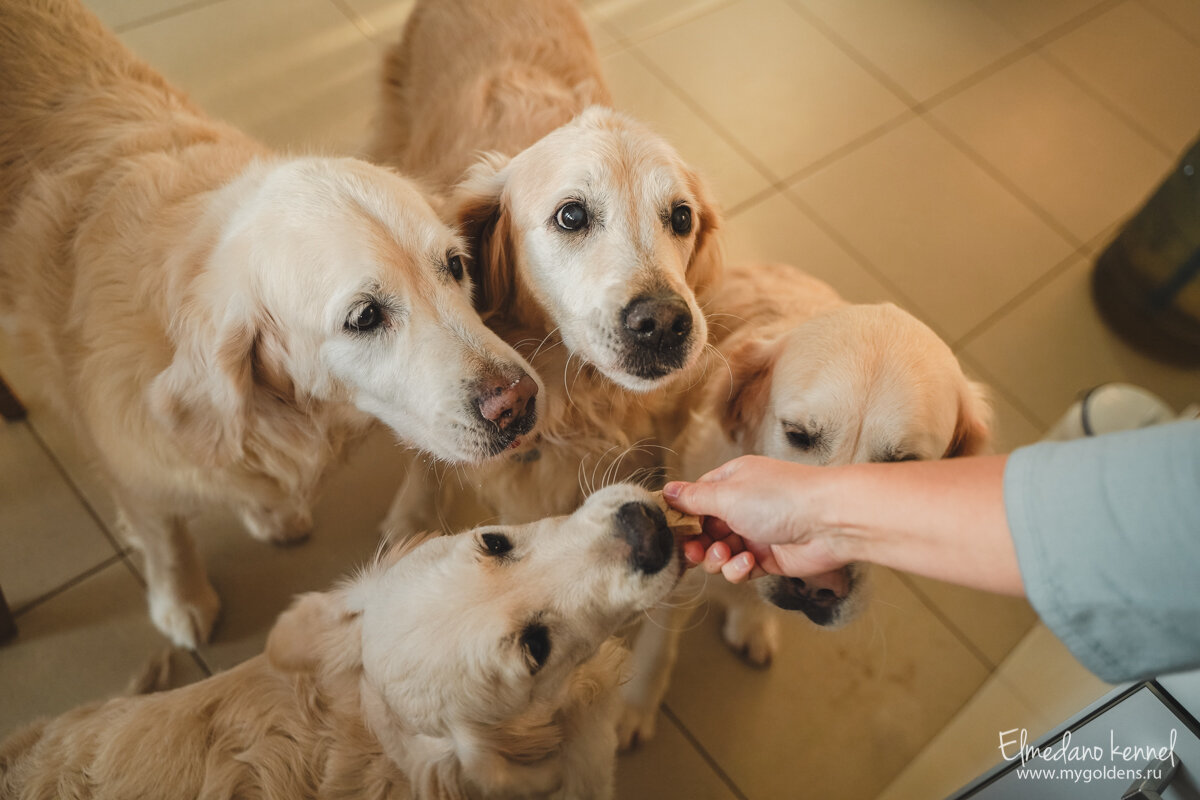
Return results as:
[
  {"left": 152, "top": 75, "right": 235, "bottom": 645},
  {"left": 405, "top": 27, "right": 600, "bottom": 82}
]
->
[{"left": 650, "top": 490, "right": 703, "bottom": 537}]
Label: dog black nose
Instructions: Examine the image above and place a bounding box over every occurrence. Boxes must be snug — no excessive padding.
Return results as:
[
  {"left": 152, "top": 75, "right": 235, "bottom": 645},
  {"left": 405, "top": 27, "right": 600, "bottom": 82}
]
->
[
  {"left": 475, "top": 372, "right": 538, "bottom": 432},
  {"left": 763, "top": 569, "right": 854, "bottom": 627},
  {"left": 621, "top": 293, "right": 692, "bottom": 354},
  {"left": 614, "top": 501, "right": 674, "bottom": 575}
]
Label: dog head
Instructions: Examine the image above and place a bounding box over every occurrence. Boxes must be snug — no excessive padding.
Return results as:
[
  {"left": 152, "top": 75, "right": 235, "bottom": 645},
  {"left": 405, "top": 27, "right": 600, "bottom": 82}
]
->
[
  {"left": 148, "top": 157, "right": 543, "bottom": 466},
  {"left": 451, "top": 106, "right": 721, "bottom": 392},
  {"left": 267, "top": 483, "right": 681, "bottom": 798},
  {"left": 716, "top": 303, "right": 992, "bottom": 627}
]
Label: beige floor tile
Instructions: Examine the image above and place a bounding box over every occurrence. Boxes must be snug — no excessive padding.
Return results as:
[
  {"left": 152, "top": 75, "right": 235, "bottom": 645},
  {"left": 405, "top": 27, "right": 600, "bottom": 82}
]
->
[
  {"left": 583, "top": 0, "right": 737, "bottom": 44},
  {"left": 665, "top": 568, "right": 991, "bottom": 800},
  {"left": 617, "top": 711, "right": 741, "bottom": 799},
  {"left": 789, "top": 0, "right": 1021, "bottom": 102},
  {"left": 790, "top": 116, "right": 1075, "bottom": 342},
  {"left": 961, "top": 257, "right": 1200, "bottom": 428},
  {"left": 992, "top": 623, "right": 1116, "bottom": 739},
  {"left": 337, "top": 0, "right": 415, "bottom": 44},
  {"left": 930, "top": 52, "right": 1171, "bottom": 243},
  {"left": 969, "top": 378, "right": 1044, "bottom": 453},
  {"left": 1139, "top": 0, "right": 1200, "bottom": 46},
  {"left": 0, "top": 422, "right": 118, "bottom": 612},
  {"left": 638, "top": 0, "right": 909, "bottom": 181},
  {"left": 83, "top": 0, "right": 203, "bottom": 31},
  {"left": 901, "top": 574, "right": 1038, "bottom": 670},
  {"left": 1046, "top": 2, "right": 1200, "bottom": 155},
  {"left": 876, "top": 671, "right": 1040, "bottom": 800},
  {"left": 119, "top": 0, "right": 381, "bottom": 156},
  {"left": 185, "top": 427, "right": 410, "bottom": 670},
  {"left": 603, "top": 50, "right": 772, "bottom": 209},
  {"left": 0, "top": 561, "right": 207, "bottom": 740},
  {"left": 722, "top": 192, "right": 902, "bottom": 307},
  {"left": 0, "top": 337, "right": 119, "bottom": 533},
  {"left": 969, "top": 0, "right": 1111, "bottom": 42}
]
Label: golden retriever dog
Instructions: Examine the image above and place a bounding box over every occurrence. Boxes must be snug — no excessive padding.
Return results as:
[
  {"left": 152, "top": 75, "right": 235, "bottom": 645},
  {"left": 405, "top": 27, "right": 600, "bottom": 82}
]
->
[
  {"left": 617, "top": 262, "right": 992, "bottom": 748},
  {"left": 370, "top": 0, "right": 722, "bottom": 531},
  {"left": 0, "top": 484, "right": 684, "bottom": 800},
  {"left": 0, "top": 0, "right": 543, "bottom": 648}
]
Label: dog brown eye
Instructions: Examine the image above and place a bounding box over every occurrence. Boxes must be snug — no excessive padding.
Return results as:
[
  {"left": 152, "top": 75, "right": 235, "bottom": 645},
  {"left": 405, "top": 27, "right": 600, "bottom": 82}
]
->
[
  {"left": 447, "top": 253, "right": 465, "bottom": 282},
  {"left": 481, "top": 532, "right": 512, "bottom": 556},
  {"left": 671, "top": 204, "right": 692, "bottom": 235},
  {"left": 520, "top": 623, "right": 551, "bottom": 673},
  {"left": 555, "top": 202, "right": 588, "bottom": 231},
  {"left": 345, "top": 301, "right": 383, "bottom": 333}
]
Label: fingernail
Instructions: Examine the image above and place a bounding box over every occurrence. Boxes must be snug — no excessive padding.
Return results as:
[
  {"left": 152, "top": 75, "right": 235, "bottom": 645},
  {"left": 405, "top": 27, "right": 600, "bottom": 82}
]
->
[
  {"left": 738, "top": 553, "right": 753, "bottom": 570},
  {"left": 708, "top": 547, "right": 722, "bottom": 562},
  {"left": 663, "top": 482, "right": 683, "bottom": 499}
]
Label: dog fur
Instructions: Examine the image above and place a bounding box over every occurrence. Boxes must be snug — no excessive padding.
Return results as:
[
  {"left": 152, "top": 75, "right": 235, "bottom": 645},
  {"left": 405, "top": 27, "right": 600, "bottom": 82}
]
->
[
  {"left": 0, "top": 484, "right": 683, "bottom": 800},
  {"left": 0, "top": 0, "right": 542, "bottom": 648},
  {"left": 370, "top": 0, "right": 723, "bottom": 531},
  {"left": 617, "top": 262, "right": 993, "bottom": 748}
]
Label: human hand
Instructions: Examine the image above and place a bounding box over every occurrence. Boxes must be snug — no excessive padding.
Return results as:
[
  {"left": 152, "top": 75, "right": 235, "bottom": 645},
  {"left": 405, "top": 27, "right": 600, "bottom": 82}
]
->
[{"left": 662, "top": 455, "right": 854, "bottom": 583}]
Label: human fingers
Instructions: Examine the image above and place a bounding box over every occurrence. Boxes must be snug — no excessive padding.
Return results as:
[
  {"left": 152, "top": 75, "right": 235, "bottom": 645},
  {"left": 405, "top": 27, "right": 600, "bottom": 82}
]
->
[{"left": 720, "top": 551, "right": 767, "bottom": 583}]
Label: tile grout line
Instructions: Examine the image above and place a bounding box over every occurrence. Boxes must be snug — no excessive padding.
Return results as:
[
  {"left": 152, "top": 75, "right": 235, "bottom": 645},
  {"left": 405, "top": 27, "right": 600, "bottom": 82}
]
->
[
  {"left": 953, "top": 221, "right": 1125, "bottom": 350},
  {"left": 10, "top": 554, "right": 126, "bottom": 618},
  {"left": 659, "top": 703, "right": 752, "bottom": 800},
  {"left": 951, "top": 250, "right": 1085, "bottom": 350},
  {"left": 617, "top": 44, "right": 783, "bottom": 190},
  {"left": 22, "top": 420, "right": 130, "bottom": 561},
  {"left": 956, "top": 354, "right": 1051, "bottom": 433},
  {"left": 1136, "top": 0, "right": 1200, "bottom": 48},
  {"left": 894, "top": 574, "right": 1007, "bottom": 674},
  {"left": 325, "top": 0, "right": 379, "bottom": 43},
  {"left": 778, "top": 0, "right": 921, "bottom": 109},
  {"left": 1038, "top": 51, "right": 1176, "bottom": 159},
  {"left": 111, "top": 0, "right": 231, "bottom": 34},
  {"left": 776, "top": 190, "right": 959, "bottom": 343},
  {"left": 921, "top": 111, "right": 1085, "bottom": 251}
]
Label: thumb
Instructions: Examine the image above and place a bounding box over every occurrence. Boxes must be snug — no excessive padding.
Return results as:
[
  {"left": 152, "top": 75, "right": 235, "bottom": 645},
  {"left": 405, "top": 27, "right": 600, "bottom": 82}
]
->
[{"left": 662, "top": 477, "right": 727, "bottom": 519}]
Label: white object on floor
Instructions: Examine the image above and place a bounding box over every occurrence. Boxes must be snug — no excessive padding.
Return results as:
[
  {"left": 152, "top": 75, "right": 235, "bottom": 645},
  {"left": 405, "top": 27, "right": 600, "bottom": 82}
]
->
[{"left": 1042, "top": 382, "right": 1182, "bottom": 441}]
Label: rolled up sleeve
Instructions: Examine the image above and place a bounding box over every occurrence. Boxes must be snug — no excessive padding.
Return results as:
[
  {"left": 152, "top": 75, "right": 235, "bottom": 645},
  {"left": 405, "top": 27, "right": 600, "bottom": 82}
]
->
[{"left": 1004, "top": 420, "right": 1200, "bottom": 682}]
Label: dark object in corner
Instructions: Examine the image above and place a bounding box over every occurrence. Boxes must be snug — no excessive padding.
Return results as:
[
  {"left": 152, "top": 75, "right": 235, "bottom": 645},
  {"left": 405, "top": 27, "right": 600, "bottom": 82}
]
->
[
  {"left": 0, "top": 585, "right": 16, "bottom": 644},
  {"left": 0, "top": 374, "right": 27, "bottom": 421},
  {"left": 1093, "top": 134, "right": 1200, "bottom": 367}
]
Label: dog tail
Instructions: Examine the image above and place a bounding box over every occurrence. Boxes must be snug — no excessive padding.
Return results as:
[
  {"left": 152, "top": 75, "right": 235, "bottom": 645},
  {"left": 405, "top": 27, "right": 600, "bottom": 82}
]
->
[{"left": 126, "top": 649, "right": 174, "bottom": 696}]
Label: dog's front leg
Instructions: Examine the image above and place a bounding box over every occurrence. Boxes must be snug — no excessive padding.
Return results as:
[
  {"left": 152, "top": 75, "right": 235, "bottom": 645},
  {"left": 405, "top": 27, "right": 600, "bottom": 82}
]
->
[
  {"left": 707, "top": 577, "right": 781, "bottom": 667},
  {"left": 616, "top": 587, "right": 697, "bottom": 750},
  {"left": 380, "top": 455, "right": 442, "bottom": 540},
  {"left": 114, "top": 495, "right": 219, "bottom": 649}
]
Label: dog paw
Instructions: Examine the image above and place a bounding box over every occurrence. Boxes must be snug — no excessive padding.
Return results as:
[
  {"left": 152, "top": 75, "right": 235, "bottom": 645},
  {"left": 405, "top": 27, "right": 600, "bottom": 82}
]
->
[
  {"left": 149, "top": 584, "right": 220, "bottom": 650},
  {"left": 722, "top": 608, "right": 779, "bottom": 668},
  {"left": 616, "top": 703, "right": 658, "bottom": 751},
  {"left": 240, "top": 506, "right": 312, "bottom": 546}
]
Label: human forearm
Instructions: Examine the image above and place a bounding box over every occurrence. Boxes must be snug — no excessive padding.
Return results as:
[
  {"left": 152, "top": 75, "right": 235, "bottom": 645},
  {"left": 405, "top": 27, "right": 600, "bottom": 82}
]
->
[{"left": 822, "top": 455, "right": 1024, "bottom": 595}]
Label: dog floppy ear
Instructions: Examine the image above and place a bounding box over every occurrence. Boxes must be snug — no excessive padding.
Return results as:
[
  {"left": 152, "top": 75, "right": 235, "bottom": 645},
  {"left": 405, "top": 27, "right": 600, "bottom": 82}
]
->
[
  {"left": 451, "top": 153, "right": 517, "bottom": 318},
  {"left": 946, "top": 379, "right": 993, "bottom": 458},
  {"left": 148, "top": 299, "right": 257, "bottom": 467},
  {"left": 719, "top": 336, "right": 781, "bottom": 443},
  {"left": 684, "top": 167, "right": 724, "bottom": 303},
  {"left": 266, "top": 591, "right": 362, "bottom": 675}
]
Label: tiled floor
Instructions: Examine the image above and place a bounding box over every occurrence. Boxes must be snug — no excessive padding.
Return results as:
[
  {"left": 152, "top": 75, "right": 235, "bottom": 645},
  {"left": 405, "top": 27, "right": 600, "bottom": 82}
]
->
[{"left": 1, "top": 0, "right": 1198, "bottom": 798}]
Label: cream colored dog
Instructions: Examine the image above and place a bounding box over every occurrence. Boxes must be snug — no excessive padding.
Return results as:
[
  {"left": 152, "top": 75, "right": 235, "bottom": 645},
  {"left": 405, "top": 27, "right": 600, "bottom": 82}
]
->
[
  {"left": 0, "top": 484, "right": 684, "bottom": 799},
  {"left": 371, "top": 0, "right": 722, "bottom": 531},
  {"left": 618, "top": 262, "right": 993, "bottom": 747},
  {"left": 0, "top": 0, "right": 542, "bottom": 648}
]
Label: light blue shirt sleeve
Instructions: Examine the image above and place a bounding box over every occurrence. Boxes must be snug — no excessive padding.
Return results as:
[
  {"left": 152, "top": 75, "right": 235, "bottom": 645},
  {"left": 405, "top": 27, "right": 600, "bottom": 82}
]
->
[{"left": 1004, "top": 420, "right": 1200, "bottom": 683}]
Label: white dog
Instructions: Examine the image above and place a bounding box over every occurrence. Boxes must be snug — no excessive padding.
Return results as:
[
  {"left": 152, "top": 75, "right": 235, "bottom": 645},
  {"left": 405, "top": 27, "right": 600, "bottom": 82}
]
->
[
  {"left": 0, "top": 484, "right": 684, "bottom": 799},
  {"left": 0, "top": 0, "right": 541, "bottom": 648},
  {"left": 371, "top": 0, "right": 723, "bottom": 531},
  {"left": 618, "top": 262, "right": 993, "bottom": 747}
]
